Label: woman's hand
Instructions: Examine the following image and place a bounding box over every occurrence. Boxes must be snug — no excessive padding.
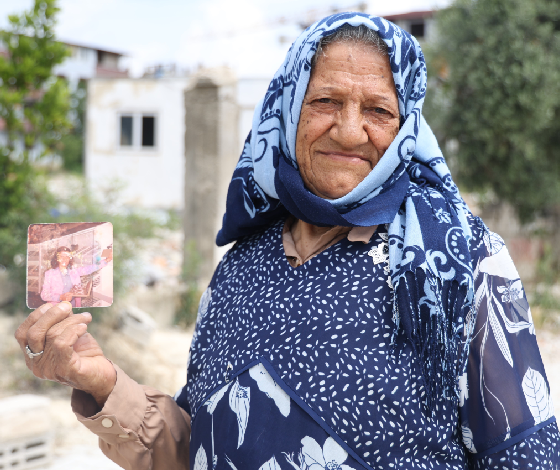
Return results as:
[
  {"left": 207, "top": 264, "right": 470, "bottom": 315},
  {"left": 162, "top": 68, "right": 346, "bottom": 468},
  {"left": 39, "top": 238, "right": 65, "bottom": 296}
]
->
[
  {"left": 105, "top": 250, "right": 113, "bottom": 263},
  {"left": 60, "top": 292, "right": 73, "bottom": 302},
  {"left": 14, "top": 302, "right": 117, "bottom": 407}
]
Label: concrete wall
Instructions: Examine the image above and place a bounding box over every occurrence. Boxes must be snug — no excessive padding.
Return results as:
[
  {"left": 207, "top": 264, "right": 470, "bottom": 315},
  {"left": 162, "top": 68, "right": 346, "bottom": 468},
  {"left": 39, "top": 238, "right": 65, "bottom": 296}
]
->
[
  {"left": 85, "top": 78, "right": 189, "bottom": 209},
  {"left": 184, "top": 74, "right": 239, "bottom": 285}
]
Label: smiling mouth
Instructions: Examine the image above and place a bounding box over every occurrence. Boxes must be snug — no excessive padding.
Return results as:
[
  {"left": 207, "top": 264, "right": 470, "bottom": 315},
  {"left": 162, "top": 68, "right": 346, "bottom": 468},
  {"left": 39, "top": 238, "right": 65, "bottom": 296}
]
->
[{"left": 318, "top": 151, "right": 369, "bottom": 164}]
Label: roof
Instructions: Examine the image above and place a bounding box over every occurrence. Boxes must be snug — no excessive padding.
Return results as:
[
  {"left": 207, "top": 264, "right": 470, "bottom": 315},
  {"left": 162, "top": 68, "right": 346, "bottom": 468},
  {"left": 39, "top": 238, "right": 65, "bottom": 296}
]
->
[
  {"left": 0, "top": 34, "right": 127, "bottom": 56},
  {"left": 59, "top": 39, "right": 127, "bottom": 56},
  {"left": 382, "top": 10, "right": 435, "bottom": 21}
]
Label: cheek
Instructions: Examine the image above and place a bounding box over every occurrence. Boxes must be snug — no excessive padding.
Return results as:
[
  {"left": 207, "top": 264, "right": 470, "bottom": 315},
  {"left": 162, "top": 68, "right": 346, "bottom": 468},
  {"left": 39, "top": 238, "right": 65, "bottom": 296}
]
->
[
  {"left": 295, "top": 116, "right": 314, "bottom": 166},
  {"left": 368, "top": 122, "right": 400, "bottom": 152},
  {"left": 296, "top": 110, "right": 333, "bottom": 155}
]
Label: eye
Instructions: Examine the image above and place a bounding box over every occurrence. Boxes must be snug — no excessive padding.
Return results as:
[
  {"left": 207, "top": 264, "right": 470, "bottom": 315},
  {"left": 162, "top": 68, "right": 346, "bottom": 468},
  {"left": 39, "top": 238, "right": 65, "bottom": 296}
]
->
[
  {"left": 315, "top": 98, "right": 333, "bottom": 104},
  {"left": 374, "top": 107, "right": 390, "bottom": 115}
]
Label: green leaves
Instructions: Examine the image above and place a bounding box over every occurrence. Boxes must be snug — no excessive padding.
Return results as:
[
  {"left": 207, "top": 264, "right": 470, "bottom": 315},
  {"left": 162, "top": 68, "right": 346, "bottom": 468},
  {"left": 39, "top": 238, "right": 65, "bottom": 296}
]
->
[
  {"left": 0, "top": 1, "right": 71, "bottom": 309},
  {"left": 426, "top": 0, "right": 560, "bottom": 222},
  {"left": 0, "top": 0, "right": 70, "bottom": 154}
]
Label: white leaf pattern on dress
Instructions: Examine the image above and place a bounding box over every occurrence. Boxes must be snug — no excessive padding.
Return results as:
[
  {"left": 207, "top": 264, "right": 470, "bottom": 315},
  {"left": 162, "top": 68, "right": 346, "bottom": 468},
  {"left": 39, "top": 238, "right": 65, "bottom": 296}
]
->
[
  {"left": 461, "top": 426, "right": 477, "bottom": 453},
  {"left": 484, "top": 230, "right": 505, "bottom": 256},
  {"left": 225, "top": 455, "right": 238, "bottom": 470},
  {"left": 204, "top": 382, "right": 230, "bottom": 415},
  {"left": 204, "top": 383, "right": 230, "bottom": 469},
  {"left": 258, "top": 456, "right": 282, "bottom": 470},
  {"left": 497, "top": 280, "right": 523, "bottom": 303},
  {"left": 480, "top": 231, "right": 533, "bottom": 334},
  {"left": 249, "top": 363, "right": 291, "bottom": 417},
  {"left": 193, "top": 445, "right": 208, "bottom": 470},
  {"left": 458, "top": 372, "right": 469, "bottom": 407},
  {"left": 493, "top": 291, "right": 534, "bottom": 335},
  {"left": 300, "top": 436, "right": 355, "bottom": 470},
  {"left": 522, "top": 367, "right": 554, "bottom": 425},
  {"left": 479, "top": 246, "right": 519, "bottom": 280},
  {"left": 488, "top": 302, "right": 513, "bottom": 367},
  {"left": 197, "top": 287, "right": 212, "bottom": 325},
  {"left": 229, "top": 378, "right": 250, "bottom": 448}
]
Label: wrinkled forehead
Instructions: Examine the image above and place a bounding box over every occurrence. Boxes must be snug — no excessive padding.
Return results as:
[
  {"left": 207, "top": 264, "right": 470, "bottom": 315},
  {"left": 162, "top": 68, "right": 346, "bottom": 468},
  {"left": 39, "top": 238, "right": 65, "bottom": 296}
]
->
[{"left": 296, "top": 13, "right": 425, "bottom": 119}]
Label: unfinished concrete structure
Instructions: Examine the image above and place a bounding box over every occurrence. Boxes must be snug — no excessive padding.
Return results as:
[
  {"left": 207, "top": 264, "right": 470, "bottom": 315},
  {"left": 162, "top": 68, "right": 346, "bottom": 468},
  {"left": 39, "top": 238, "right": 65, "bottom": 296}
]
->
[{"left": 183, "top": 71, "right": 239, "bottom": 284}]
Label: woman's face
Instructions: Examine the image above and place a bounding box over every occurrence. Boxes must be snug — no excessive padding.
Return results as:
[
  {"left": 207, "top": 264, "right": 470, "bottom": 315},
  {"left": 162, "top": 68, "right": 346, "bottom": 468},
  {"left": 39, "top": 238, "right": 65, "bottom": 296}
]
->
[
  {"left": 57, "top": 252, "right": 71, "bottom": 268},
  {"left": 296, "top": 40, "right": 400, "bottom": 200}
]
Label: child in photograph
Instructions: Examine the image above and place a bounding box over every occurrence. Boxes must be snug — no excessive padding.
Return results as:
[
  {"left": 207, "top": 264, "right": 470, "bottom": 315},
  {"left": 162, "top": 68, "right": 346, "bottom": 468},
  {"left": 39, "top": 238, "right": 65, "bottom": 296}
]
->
[{"left": 40, "top": 245, "right": 113, "bottom": 307}]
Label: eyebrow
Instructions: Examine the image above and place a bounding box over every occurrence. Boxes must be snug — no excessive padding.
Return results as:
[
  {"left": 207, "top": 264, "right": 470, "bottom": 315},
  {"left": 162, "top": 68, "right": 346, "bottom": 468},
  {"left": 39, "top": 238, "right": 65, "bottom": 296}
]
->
[{"left": 310, "top": 87, "right": 396, "bottom": 103}]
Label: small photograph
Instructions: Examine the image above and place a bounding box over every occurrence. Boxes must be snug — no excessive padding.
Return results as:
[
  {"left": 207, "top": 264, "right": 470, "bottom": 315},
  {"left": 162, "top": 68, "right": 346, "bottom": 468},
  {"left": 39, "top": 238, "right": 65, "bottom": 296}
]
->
[{"left": 27, "top": 222, "right": 113, "bottom": 309}]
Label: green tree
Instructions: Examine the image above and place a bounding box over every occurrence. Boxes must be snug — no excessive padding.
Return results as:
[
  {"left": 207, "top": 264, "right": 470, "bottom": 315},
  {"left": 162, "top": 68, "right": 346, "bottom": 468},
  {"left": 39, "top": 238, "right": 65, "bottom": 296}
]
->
[
  {"left": 425, "top": 0, "right": 560, "bottom": 223},
  {"left": 0, "top": 0, "right": 70, "bottom": 155},
  {"left": 0, "top": 0, "right": 71, "bottom": 307}
]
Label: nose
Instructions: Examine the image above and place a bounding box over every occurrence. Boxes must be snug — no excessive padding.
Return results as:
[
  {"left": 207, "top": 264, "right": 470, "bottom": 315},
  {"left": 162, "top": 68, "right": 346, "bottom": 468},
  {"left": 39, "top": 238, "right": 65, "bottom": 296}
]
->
[{"left": 329, "top": 103, "right": 368, "bottom": 148}]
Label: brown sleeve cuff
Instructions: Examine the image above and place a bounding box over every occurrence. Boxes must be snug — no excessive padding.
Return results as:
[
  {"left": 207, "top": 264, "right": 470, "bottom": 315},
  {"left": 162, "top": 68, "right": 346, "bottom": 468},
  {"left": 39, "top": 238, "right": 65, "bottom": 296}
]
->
[{"left": 71, "top": 364, "right": 147, "bottom": 445}]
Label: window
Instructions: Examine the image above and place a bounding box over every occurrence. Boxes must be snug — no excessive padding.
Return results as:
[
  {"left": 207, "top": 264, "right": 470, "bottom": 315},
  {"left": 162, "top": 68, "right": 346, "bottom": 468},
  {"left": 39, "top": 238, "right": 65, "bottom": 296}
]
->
[
  {"left": 142, "top": 116, "right": 155, "bottom": 147},
  {"left": 118, "top": 113, "right": 157, "bottom": 149},
  {"left": 410, "top": 22, "right": 425, "bottom": 39},
  {"left": 120, "top": 115, "right": 133, "bottom": 146}
]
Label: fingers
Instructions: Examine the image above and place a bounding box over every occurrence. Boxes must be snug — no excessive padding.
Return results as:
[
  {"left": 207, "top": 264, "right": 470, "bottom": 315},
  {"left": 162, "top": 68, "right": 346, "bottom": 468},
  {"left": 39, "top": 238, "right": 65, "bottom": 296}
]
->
[
  {"left": 14, "top": 303, "right": 53, "bottom": 349},
  {"left": 25, "top": 302, "right": 74, "bottom": 354},
  {"left": 44, "top": 312, "right": 92, "bottom": 347},
  {"left": 50, "top": 321, "right": 89, "bottom": 368},
  {"left": 29, "top": 314, "right": 91, "bottom": 381}
]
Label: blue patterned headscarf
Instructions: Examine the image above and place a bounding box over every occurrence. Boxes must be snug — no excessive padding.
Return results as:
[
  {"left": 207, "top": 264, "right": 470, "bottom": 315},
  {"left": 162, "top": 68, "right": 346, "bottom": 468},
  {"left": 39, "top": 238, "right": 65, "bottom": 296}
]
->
[{"left": 217, "top": 13, "right": 476, "bottom": 407}]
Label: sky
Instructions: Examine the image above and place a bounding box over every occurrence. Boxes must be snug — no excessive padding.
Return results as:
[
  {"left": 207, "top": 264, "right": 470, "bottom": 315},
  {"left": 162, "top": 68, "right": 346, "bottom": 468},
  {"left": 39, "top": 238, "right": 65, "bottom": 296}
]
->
[{"left": 0, "top": 0, "right": 452, "bottom": 78}]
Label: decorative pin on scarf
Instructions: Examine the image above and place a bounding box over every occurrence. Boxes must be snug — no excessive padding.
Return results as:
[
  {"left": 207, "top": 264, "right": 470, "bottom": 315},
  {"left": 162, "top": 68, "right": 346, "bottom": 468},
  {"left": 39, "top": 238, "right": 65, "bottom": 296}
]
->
[{"left": 368, "top": 228, "right": 392, "bottom": 289}]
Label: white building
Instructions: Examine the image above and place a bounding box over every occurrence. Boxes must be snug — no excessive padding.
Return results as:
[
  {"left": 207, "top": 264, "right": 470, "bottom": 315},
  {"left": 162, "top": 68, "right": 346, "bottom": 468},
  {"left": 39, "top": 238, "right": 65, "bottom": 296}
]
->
[
  {"left": 85, "top": 77, "right": 189, "bottom": 209},
  {"left": 382, "top": 11, "right": 436, "bottom": 43},
  {"left": 84, "top": 72, "right": 271, "bottom": 210}
]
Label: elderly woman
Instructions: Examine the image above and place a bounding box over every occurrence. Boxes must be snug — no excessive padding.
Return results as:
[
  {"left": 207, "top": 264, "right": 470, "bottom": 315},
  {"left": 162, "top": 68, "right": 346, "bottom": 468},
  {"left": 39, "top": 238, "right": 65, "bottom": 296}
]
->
[{"left": 14, "top": 13, "right": 560, "bottom": 470}]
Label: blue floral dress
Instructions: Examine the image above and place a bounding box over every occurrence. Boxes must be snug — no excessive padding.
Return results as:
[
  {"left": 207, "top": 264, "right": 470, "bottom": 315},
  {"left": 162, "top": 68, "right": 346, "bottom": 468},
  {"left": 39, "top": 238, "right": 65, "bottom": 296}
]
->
[{"left": 176, "top": 217, "right": 560, "bottom": 469}]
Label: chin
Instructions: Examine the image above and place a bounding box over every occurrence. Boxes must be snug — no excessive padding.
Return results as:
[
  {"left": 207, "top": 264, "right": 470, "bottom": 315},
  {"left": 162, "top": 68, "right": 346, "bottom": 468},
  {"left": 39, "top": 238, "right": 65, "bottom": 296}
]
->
[
  {"left": 316, "top": 186, "right": 357, "bottom": 200},
  {"left": 319, "top": 179, "right": 364, "bottom": 199}
]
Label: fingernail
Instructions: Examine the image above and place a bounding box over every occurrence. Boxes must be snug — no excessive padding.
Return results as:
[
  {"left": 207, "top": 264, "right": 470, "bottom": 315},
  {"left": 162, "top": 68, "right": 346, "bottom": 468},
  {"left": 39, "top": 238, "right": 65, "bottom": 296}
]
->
[
  {"left": 59, "top": 301, "right": 72, "bottom": 312},
  {"left": 82, "top": 312, "right": 92, "bottom": 320}
]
